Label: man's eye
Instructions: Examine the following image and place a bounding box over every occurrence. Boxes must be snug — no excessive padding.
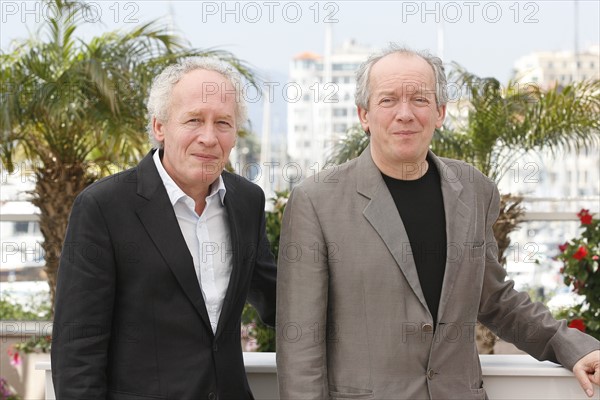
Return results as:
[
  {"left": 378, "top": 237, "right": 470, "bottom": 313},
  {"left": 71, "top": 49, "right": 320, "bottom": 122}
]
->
[
  {"left": 187, "top": 118, "right": 200, "bottom": 123},
  {"left": 218, "top": 121, "right": 232, "bottom": 127}
]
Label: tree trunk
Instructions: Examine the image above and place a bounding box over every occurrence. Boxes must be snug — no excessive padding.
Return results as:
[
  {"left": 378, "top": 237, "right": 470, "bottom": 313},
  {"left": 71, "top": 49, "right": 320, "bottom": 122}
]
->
[
  {"left": 476, "top": 194, "right": 525, "bottom": 354},
  {"left": 30, "top": 160, "right": 93, "bottom": 314}
]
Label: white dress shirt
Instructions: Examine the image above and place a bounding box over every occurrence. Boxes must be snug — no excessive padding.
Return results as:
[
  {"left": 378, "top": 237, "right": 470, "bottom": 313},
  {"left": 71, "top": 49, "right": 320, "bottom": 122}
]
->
[{"left": 153, "top": 150, "right": 233, "bottom": 334}]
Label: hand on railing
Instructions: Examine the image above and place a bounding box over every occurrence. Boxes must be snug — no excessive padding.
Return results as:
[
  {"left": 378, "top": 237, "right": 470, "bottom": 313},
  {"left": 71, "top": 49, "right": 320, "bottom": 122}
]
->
[{"left": 573, "top": 350, "right": 600, "bottom": 398}]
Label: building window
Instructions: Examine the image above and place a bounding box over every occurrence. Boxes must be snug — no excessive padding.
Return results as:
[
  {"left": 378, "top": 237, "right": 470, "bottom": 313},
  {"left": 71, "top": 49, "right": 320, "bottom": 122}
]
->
[
  {"left": 334, "top": 123, "right": 347, "bottom": 133},
  {"left": 332, "top": 63, "right": 360, "bottom": 71},
  {"left": 333, "top": 108, "right": 348, "bottom": 117},
  {"left": 14, "top": 221, "right": 31, "bottom": 235}
]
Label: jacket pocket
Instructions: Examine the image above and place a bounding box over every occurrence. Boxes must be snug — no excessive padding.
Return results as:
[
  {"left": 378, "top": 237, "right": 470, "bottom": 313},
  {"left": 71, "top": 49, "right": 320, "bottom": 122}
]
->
[
  {"left": 108, "top": 390, "right": 167, "bottom": 400},
  {"left": 329, "top": 386, "right": 374, "bottom": 399},
  {"left": 470, "top": 387, "right": 487, "bottom": 400}
]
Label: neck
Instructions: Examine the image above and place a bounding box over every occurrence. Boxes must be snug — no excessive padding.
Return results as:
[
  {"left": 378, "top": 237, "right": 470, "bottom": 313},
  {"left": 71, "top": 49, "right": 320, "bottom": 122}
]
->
[
  {"left": 158, "top": 148, "right": 216, "bottom": 208},
  {"left": 376, "top": 158, "right": 429, "bottom": 180},
  {"left": 180, "top": 181, "right": 212, "bottom": 216}
]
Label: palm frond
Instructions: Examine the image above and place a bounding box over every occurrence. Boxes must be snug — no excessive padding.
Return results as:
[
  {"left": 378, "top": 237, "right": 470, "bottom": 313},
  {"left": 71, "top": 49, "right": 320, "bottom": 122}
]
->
[{"left": 326, "top": 124, "right": 369, "bottom": 166}]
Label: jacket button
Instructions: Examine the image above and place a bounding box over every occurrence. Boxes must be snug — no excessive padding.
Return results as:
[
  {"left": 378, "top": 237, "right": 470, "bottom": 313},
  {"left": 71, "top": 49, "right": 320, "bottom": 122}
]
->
[
  {"left": 213, "top": 342, "right": 218, "bottom": 352},
  {"left": 208, "top": 392, "right": 217, "bottom": 400},
  {"left": 422, "top": 323, "right": 433, "bottom": 333},
  {"left": 427, "top": 369, "right": 435, "bottom": 380}
]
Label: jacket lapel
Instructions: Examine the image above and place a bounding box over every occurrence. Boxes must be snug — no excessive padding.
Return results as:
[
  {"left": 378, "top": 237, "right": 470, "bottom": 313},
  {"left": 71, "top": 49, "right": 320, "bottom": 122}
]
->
[
  {"left": 429, "top": 154, "right": 472, "bottom": 322},
  {"left": 215, "top": 172, "right": 244, "bottom": 339},
  {"left": 134, "top": 150, "right": 213, "bottom": 334},
  {"left": 357, "top": 147, "right": 430, "bottom": 314}
]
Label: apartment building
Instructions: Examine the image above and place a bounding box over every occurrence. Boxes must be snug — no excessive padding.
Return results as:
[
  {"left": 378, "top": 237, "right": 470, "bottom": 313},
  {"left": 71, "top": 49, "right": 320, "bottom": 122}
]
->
[{"left": 287, "top": 39, "right": 374, "bottom": 175}]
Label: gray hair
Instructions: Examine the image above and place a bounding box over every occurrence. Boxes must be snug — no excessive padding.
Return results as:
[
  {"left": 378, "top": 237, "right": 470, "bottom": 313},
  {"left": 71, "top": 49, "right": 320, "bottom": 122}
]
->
[
  {"left": 355, "top": 44, "right": 448, "bottom": 110},
  {"left": 146, "top": 57, "right": 248, "bottom": 149}
]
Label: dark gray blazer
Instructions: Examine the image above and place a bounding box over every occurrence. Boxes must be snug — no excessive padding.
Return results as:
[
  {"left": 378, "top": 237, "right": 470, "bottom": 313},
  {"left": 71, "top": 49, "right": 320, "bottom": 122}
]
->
[{"left": 52, "top": 150, "right": 276, "bottom": 400}]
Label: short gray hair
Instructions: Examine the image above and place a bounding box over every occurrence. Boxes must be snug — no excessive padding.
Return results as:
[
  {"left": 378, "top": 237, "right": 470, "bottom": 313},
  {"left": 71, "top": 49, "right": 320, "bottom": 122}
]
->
[
  {"left": 146, "top": 57, "right": 248, "bottom": 149},
  {"left": 355, "top": 44, "right": 448, "bottom": 110}
]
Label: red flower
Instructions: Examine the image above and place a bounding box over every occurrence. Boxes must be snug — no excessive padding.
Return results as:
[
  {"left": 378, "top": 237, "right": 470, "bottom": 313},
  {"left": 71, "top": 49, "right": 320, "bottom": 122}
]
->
[
  {"left": 568, "top": 318, "right": 586, "bottom": 332},
  {"left": 558, "top": 242, "right": 569, "bottom": 252},
  {"left": 573, "top": 246, "right": 588, "bottom": 260},
  {"left": 577, "top": 209, "right": 593, "bottom": 225},
  {"left": 593, "top": 255, "right": 599, "bottom": 261},
  {"left": 7, "top": 348, "right": 21, "bottom": 367}
]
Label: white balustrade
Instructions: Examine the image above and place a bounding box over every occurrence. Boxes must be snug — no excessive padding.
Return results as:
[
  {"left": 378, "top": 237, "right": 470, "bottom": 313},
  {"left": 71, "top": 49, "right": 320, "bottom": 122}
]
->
[{"left": 36, "top": 353, "right": 590, "bottom": 400}]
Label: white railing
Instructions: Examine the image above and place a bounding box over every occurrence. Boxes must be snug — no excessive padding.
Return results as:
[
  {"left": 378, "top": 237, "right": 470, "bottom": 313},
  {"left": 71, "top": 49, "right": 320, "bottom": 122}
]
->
[{"left": 35, "top": 353, "right": 588, "bottom": 400}]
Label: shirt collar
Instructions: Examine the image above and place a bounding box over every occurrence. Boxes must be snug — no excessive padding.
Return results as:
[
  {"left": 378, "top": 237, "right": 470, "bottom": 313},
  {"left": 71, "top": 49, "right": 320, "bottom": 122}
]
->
[{"left": 153, "top": 149, "right": 226, "bottom": 207}]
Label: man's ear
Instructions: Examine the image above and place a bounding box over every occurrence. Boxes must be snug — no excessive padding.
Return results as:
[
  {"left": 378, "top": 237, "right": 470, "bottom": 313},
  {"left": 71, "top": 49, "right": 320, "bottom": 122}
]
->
[
  {"left": 357, "top": 106, "right": 369, "bottom": 133},
  {"left": 152, "top": 117, "right": 165, "bottom": 144},
  {"left": 435, "top": 105, "right": 446, "bottom": 129}
]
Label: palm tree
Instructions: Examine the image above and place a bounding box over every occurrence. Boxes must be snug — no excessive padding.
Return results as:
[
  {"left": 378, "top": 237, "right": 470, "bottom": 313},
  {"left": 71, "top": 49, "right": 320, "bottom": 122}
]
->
[
  {"left": 0, "top": 0, "right": 257, "bottom": 310},
  {"left": 327, "top": 68, "right": 600, "bottom": 352},
  {"left": 432, "top": 66, "right": 600, "bottom": 181}
]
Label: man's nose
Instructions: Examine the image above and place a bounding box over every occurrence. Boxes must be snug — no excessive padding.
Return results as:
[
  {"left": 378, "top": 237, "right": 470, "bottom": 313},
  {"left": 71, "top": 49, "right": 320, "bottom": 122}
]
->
[
  {"left": 394, "top": 100, "right": 415, "bottom": 121},
  {"left": 195, "top": 125, "right": 219, "bottom": 146}
]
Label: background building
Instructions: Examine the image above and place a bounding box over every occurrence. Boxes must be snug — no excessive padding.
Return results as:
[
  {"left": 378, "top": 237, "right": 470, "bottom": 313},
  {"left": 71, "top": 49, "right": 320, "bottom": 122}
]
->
[
  {"left": 513, "top": 45, "right": 599, "bottom": 88},
  {"left": 287, "top": 38, "right": 374, "bottom": 175}
]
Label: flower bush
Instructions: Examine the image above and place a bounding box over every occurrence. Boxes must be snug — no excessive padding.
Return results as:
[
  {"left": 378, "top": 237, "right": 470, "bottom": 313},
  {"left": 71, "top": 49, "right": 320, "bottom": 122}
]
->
[
  {"left": 555, "top": 209, "right": 600, "bottom": 339},
  {"left": 10, "top": 335, "right": 52, "bottom": 358},
  {"left": 0, "top": 377, "right": 19, "bottom": 400},
  {"left": 2, "top": 293, "right": 52, "bottom": 364}
]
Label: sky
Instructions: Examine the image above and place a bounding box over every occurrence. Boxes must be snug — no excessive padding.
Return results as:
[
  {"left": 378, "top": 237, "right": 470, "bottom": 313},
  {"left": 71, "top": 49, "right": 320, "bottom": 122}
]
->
[{"left": 1, "top": 0, "right": 599, "bottom": 134}]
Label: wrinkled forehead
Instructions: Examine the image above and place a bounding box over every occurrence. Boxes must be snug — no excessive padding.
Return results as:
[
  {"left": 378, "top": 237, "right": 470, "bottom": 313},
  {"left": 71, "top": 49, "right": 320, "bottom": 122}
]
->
[{"left": 369, "top": 53, "right": 437, "bottom": 94}]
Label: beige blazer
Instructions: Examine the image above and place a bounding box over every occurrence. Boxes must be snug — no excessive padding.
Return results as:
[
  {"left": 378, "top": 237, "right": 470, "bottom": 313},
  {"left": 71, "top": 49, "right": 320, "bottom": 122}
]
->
[{"left": 276, "top": 147, "right": 599, "bottom": 400}]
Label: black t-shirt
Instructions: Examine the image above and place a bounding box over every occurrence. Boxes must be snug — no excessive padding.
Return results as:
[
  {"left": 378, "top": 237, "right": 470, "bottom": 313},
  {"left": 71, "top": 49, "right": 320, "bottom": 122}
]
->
[{"left": 382, "top": 158, "right": 447, "bottom": 325}]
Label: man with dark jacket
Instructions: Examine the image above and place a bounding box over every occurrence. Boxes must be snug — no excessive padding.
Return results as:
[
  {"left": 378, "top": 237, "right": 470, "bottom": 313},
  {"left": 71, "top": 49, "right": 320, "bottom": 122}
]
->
[{"left": 52, "top": 57, "right": 276, "bottom": 400}]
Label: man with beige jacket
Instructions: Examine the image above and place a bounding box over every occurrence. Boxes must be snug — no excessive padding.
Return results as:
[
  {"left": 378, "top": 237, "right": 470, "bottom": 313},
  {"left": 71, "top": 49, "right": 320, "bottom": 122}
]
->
[{"left": 276, "top": 45, "right": 600, "bottom": 399}]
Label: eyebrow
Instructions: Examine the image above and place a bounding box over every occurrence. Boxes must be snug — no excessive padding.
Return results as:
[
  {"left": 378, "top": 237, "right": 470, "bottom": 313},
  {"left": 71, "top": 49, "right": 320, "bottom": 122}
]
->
[
  {"left": 374, "top": 90, "right": 396, "bottom": 96},
  {"left": 181, "top": 110, "right": 234, "bottom": 120},
  {"left": 373, "top": 88, "right": 434, "bottom": 97}
]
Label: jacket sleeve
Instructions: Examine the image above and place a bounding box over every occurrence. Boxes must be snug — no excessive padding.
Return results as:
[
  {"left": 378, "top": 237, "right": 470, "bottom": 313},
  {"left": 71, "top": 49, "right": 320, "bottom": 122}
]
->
[
  {"left": 478, "top": 184, "right": 600, "bottom": 370},
  {"left": 51, "top": 190, "right": 116, "bottom": 399},
  {"left": 246, "top": 190, "right": 277, "bottom": 327},
  {"left": 276, "top": 186, "right": 330, "bottom": 400}
]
